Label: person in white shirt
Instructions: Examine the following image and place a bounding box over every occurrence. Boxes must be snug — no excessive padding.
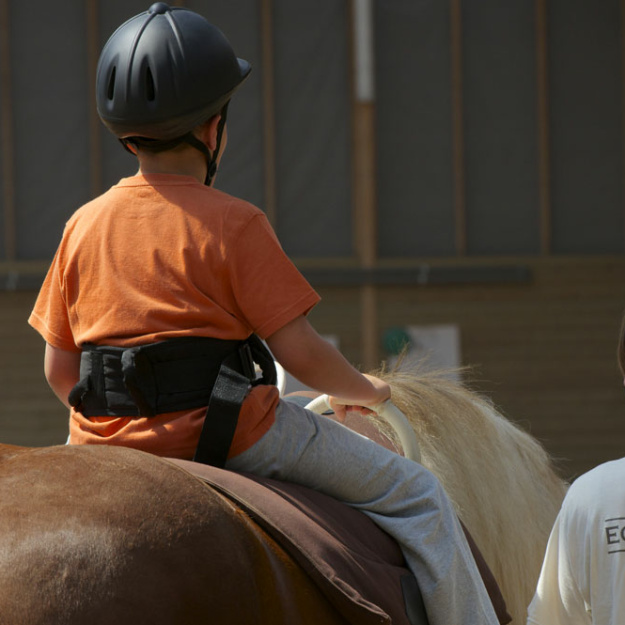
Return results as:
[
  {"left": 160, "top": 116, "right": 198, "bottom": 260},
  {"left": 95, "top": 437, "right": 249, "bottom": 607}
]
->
[
  {"left": 527, "top": 315, "right": 625, "bottom": 625},
  {"left": 527, "top": 459, "right": 625, "bottom": 625}
]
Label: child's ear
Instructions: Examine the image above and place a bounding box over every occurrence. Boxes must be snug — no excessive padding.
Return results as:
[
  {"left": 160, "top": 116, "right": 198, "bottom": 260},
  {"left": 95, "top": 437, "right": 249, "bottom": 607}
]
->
[{"left": 197, "top": 115, "right": 222, "bottom": 151}]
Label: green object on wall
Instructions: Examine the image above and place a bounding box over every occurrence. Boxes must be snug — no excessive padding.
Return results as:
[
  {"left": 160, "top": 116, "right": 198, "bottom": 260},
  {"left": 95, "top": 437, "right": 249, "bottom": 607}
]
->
[{"left": 383, "top": 327, "right": 412, "bottom": 356}]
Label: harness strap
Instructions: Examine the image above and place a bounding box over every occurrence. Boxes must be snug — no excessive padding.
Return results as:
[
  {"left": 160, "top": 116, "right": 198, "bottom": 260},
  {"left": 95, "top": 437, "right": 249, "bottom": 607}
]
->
[
  {"left": 193, "top": 364, "right": 251, "bottom": 467},
  {"left": 193, "top": 335, "right": 277, "bottom": 468}
]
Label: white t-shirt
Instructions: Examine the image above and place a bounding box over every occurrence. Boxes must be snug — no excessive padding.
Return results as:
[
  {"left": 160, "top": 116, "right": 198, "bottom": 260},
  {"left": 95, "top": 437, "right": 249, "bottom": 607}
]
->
[{"left": 527, "top": 458, "right": 625, "bottom": 625}]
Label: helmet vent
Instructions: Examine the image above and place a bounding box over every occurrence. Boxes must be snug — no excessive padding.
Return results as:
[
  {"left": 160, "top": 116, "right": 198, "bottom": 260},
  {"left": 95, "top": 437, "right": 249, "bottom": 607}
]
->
[
  {"left": 107, "top": 67, "right": 117, "bottom": 100},
  {"left": 145, "top": 67, "right": 156, "bottom": 101}
]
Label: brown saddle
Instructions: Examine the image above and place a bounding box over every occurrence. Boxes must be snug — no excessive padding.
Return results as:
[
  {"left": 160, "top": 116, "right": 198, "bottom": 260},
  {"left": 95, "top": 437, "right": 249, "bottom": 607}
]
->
[{"left": 169, "top": 458, "right": 511, "bottom": 625}]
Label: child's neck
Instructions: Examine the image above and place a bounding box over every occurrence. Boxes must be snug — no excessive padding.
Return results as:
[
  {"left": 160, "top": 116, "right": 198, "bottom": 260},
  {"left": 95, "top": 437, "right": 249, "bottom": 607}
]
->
[{"left": 137, "top": 149, "right": 207, "bottom": 184}]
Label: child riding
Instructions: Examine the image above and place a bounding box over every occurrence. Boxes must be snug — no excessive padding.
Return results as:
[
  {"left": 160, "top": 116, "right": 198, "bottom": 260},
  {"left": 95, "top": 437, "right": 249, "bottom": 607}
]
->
[{"left": 29, "top": 5, "right": 500, "bottom": 624}]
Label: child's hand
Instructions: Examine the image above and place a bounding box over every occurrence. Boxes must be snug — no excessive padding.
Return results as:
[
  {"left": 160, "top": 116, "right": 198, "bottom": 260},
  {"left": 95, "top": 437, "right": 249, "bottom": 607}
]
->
[{"left": 328, "top": 374, "right": 391, "bottom": 423}]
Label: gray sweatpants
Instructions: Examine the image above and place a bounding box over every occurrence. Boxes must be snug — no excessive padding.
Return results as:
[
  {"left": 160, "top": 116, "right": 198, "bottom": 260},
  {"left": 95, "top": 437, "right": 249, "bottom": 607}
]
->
[{"left": 226, "top": 398, "right": 499, "bottom": 625}]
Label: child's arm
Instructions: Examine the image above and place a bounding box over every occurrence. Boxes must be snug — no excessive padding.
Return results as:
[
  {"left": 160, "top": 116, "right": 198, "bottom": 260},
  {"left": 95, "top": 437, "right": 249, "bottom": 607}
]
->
[
  {"left": 44, "top": 343, "right": 81, "bottom": 409},
  {"left": 266, "top": 315, "right": 390, "bottom": 420}
]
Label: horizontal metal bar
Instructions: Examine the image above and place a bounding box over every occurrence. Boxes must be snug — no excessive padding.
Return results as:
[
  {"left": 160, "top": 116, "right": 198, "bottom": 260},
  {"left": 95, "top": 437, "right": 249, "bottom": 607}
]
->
[
  {"left": 1, "top": 271, "right": 45, "bottom": 291},
  {"left": 1, "top": 263, "right": 532, "bottom": 291},
  {"left": 301, "top": 264, "right": 532, "bottom": 286}
]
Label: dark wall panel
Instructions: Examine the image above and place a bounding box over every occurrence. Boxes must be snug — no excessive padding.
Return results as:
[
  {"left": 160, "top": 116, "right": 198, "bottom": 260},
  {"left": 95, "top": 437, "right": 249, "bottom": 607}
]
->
[
  {"left": 185, "top": 0, "right": 265, "bottom": 208},
  {"left": 3, "top": 0, "right": 625, "bottom": 264},
  {"left": 376, "top": 0, "right": 456, "bottom": 258},
  {"left": 463, "top": 1, "right": 541, "bottom": 255},
  {"left": 98, "top": 0, "right": 152, "bottom": 191},
  {"left": 12, "top": 0, "right": 91, "bottom": 260},
  {"left": 273, "top": 0, "right": 353, "bottom": 257},
  {"left": 549, "top": 0, "right": 624, "bottom": 254},
  {"left": 0, "top": 69, "right": 5, "bottom": 260}
]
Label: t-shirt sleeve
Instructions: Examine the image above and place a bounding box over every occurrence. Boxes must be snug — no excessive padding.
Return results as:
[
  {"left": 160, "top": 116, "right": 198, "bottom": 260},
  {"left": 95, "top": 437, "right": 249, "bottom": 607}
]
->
[
  {"left": 28, "top": 243, "right": 80, "bottom": 352},
  {"left": 526, "top": 501, "right": 592, "bottom": 625},
  {"left": 227, "top": 214, "right": 321, "bottom": 339}
]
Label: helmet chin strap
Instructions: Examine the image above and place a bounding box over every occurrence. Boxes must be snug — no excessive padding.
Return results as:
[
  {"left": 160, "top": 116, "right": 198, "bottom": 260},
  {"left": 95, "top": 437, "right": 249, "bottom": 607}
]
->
[
  {"left": 186, "top": 102, "right": 230, "bottom": 186},
  {"left": 120, "top": 102, "right": 230, "bottom": 187}
]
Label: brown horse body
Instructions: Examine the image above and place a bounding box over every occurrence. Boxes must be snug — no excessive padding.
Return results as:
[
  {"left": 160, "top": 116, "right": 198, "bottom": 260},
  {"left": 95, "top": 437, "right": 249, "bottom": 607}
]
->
[
  {"left": 0, "top": 442, "right": 425, "bottom": 625},
  {"left": 0, "top": 444, "right": 362, "bottom": 625}
]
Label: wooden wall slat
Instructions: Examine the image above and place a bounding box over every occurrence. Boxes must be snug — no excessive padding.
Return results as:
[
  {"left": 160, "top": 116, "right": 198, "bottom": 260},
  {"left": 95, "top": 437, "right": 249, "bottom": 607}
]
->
[
  {"left": 536, "top": 0, "right": 552, "bottom": 254},
  {"left": 0, "top": 292, "right": 68, "bottom": 447},
  {"left": 450, "top": 0, "right": 467, "bottom": 257},
  {"left": 260, "top": 0, "right": 277, "bottom": 226},
  {"left": 0, "top": 0, "right": 16, "bottom": 261},
  {"left": 351, "top": 0, "right": 379, "bottom": 370},
  {"left": 622, "top": 0, "right": 625, "bottom": 248},
  {"left": 87, "top": 0, "right": 102, "bottom": 197}
]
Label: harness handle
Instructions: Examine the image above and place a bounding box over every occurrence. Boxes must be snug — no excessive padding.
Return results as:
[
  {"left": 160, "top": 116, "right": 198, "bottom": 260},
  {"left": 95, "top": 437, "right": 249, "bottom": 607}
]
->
[{"left": 305, "top": 395, "right": 421, "bottom": 463}]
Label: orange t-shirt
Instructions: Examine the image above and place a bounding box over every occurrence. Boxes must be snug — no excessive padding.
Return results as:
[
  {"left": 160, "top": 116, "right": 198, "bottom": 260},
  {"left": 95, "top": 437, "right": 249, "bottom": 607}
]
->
[{"left": 29, "top": 173, "right": 320, "bottom": 459}]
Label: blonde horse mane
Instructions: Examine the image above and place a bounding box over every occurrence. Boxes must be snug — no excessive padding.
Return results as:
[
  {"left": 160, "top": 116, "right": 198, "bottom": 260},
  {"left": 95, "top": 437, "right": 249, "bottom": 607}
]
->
[{"left": 372, "top": 364, "right": 567, "bottom": 624}]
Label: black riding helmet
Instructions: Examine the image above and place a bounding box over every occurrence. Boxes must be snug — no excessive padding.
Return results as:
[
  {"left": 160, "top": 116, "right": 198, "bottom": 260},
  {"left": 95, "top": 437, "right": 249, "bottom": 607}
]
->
[{"left": 96, "top": 2, "right": 251, "bottom": 185}]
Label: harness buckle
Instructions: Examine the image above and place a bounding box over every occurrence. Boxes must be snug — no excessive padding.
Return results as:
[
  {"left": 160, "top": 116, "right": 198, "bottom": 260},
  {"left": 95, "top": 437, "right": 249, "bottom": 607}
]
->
[{"left": 238, "top": 342, "right": 256, "bottom": 381}]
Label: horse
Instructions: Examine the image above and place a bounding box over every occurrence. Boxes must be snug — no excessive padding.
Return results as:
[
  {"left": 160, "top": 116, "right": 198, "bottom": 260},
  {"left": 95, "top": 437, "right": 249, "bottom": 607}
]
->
[
  {"left": 0, "top": 442, "right": 378, "bottom": 625},
  {"left": 0, "top": 366, "right": 566, "bottom": 624}
]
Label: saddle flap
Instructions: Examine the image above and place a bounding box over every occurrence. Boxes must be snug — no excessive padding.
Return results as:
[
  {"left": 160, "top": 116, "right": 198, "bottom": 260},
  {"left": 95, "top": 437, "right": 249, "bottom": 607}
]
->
[{"left": 169, "top": 459, "right": 424, "bottom": 625}]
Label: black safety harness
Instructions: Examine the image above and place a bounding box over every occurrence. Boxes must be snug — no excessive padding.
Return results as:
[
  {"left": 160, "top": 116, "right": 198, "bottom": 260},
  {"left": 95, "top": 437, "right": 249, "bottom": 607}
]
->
[{"left": 68, "top": 335, "right": 276, "bottom": 468}]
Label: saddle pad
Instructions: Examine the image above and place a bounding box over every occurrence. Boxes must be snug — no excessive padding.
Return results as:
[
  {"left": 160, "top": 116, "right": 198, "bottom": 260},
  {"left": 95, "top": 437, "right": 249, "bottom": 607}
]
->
[{"left": 168, "top": 458, "right": 511, "bottom": 625}]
